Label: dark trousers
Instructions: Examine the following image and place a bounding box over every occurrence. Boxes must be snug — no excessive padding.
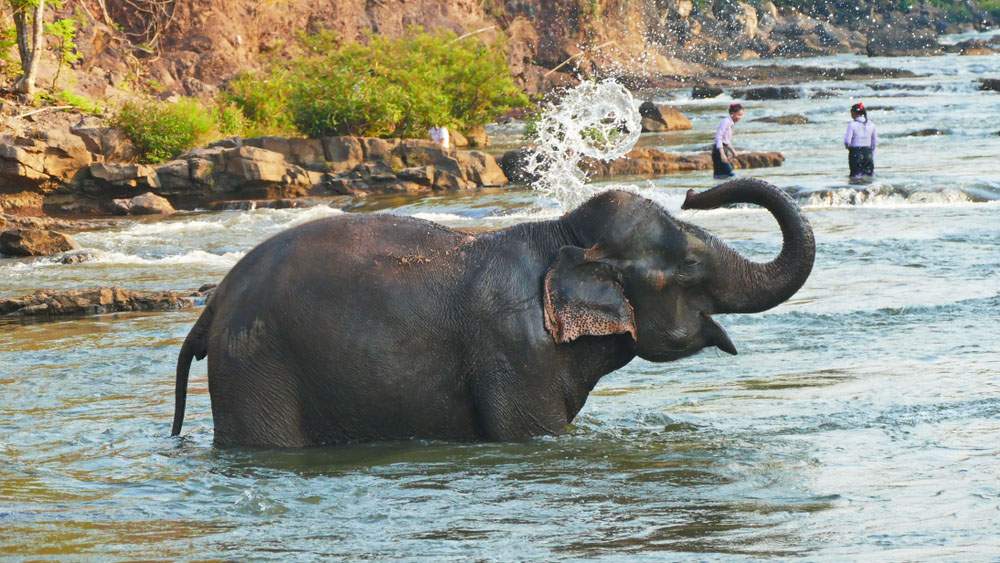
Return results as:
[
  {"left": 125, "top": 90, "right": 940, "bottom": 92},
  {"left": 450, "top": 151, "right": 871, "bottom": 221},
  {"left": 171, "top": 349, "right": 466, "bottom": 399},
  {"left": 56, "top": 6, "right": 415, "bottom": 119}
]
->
[
  {"left": 848, "top": 147, "right": 874, "bottom": 177},
  {"left": 712, "top": 146, "right": 734, "bottom": 177}
]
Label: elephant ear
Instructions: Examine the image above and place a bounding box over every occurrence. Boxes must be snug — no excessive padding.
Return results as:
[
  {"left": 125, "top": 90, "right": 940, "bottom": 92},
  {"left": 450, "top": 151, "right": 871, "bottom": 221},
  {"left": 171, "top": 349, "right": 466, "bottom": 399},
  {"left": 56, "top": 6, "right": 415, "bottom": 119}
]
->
[{"left": 543, "top": 246, "right": 637, "bottom": 344}]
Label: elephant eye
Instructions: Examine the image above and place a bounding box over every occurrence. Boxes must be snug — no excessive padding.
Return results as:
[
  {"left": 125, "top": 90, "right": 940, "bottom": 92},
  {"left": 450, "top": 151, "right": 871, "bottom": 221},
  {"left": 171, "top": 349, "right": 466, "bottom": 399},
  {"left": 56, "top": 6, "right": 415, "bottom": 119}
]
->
[{"left": 683, "top": 257, "right": 700, "bottom": 268}]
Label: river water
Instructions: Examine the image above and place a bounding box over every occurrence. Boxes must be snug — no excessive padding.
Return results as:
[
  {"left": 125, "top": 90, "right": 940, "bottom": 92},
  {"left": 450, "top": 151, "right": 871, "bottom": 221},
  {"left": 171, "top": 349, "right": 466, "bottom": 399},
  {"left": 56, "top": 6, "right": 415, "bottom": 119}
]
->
[{"left": 2, "top": 43, "right": 999, "bottom": 560}]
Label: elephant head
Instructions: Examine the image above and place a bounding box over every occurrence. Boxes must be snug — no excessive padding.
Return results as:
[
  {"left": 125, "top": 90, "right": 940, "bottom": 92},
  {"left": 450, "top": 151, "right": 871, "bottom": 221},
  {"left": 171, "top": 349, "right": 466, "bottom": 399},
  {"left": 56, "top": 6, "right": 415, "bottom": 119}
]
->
[{"left": 544, "top": 178, "right": 815, "bottom": 361}]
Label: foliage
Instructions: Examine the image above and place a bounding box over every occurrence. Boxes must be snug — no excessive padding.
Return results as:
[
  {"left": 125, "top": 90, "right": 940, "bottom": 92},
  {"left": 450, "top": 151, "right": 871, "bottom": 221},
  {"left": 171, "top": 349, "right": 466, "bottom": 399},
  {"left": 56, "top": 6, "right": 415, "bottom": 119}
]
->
[
  {"left": 225, "top": 29, "right": 528, "bottom": 139},
  {"left": 113, "top": 98, "right": 219, "bottom": 163},
  {"left": 0, "top": 20, "right": 17, "bottom": 81},
  {"left": 36, "top": 88, "right": 103, "bottom": 114},
  {"left": 221, "top": 68, "right": 297, "bottom": 136},
  {"left": 44, "top": 17, "right": 80, "bottom": 88}
]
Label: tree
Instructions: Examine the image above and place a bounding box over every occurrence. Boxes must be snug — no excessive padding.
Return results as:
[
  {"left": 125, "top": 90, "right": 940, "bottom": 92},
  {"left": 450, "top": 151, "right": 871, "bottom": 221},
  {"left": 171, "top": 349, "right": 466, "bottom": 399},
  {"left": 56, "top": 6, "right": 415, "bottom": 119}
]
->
[{"left": 8, "top": 0, "right": 46, "bottom": 95}]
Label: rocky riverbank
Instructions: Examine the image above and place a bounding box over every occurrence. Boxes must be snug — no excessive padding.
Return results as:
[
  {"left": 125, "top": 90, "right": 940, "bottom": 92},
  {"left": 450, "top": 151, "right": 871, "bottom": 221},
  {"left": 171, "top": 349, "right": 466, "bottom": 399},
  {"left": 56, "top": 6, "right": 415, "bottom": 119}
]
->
[
  {"left": 0, "top": 286, "right": 215, "bottom": 318},
  {"left": 1, "top": 119, "right": 511, "bottom": 218}
]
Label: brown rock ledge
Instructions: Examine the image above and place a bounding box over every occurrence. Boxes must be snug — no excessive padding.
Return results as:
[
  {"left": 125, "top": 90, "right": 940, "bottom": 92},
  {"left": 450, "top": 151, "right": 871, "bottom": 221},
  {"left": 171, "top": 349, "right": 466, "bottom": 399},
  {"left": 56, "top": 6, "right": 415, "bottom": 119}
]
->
[{"left": 0, "top": 286, "right": 216, "bottom": 318}]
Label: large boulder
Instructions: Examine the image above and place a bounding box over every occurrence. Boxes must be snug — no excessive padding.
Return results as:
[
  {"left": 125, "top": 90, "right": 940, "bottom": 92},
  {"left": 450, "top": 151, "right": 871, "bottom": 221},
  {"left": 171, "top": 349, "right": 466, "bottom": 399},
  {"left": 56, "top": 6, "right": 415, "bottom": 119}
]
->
[
  {"left": 110, "top": 192, "right": 176, "bottom": 215},
  {"left": 639, "top": 102, "right": 693, "bottom": 133},
  {"left": 70, "top": 119, "right": 137, "bottom": 163},
  {"left": 455, "top": 151, "right": 508, "bottom": 186},
  {"left": 0, "top": 228, "right": 79, "bottom": 256},
  {"left": 0, "top": 129, "right": 93, "bottom": 197},
  {"left": 867, "top": 27, "right": 940, "bottom": 57},
  {"left": 498, "top": 148, "right": 541, "bottom": 185}
]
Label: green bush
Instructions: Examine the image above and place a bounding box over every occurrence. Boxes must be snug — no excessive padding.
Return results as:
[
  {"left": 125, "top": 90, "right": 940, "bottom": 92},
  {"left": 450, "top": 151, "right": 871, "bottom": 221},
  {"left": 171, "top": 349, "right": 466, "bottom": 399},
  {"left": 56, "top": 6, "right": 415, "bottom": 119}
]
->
[
  {"left": 113, "top": 98, "right": 218, "bottom": 163},
  {"left": 222, "top": 68, "right": 297, "bottom": 136},
  {"left": 224, "top": 29, "right": 529, "bottom": 139}
]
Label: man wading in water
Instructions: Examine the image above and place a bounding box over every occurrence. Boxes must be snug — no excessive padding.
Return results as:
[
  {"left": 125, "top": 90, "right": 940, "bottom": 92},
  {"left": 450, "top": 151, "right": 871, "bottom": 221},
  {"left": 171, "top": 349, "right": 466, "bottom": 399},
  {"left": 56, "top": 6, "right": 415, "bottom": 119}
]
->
[
  {"left": 713, "top": 103, "right": 744, "bottom": 180},
  {"left": 844, "top": 101, "right": 877, "bottom": 179}
]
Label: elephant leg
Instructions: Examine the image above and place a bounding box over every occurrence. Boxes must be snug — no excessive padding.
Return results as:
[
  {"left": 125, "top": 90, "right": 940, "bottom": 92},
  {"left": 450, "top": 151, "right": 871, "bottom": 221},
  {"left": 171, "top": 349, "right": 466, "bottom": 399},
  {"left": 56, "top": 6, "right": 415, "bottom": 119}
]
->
[
  {"left": 472, "top": 363, "right": 569, "bottom": 441},
  {"left": 209, "top": 353, "right": 311, "bottom": 448}
]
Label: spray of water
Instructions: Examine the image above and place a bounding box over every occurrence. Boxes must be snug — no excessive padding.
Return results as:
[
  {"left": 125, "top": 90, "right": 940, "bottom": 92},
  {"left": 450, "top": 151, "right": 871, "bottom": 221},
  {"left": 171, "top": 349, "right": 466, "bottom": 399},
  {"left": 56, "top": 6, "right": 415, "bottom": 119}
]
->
[{"left": 525, "top": 79, "right": 642, "bottom": 210}]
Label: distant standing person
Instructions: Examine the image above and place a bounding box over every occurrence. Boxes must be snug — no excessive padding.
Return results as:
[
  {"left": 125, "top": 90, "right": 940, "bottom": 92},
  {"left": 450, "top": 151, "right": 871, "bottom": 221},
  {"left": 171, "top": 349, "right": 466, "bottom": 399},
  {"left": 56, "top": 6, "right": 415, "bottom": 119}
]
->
[
  {"left": 713, "top": 103, "right": 744, "bottom": 180},
  {"left": 844, "top": 102, "right": 877, "bottom": 179},
  {"left": 429, "top": 125, "right": 451, "bottom": 151}
]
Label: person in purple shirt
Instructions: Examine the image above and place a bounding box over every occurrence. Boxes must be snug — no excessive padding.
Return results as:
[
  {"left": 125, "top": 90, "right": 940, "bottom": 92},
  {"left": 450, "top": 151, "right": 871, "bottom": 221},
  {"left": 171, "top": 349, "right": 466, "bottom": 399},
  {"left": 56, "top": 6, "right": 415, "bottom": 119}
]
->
[
  {"left": 713, "top": 103, "right": 744, "bottom": 179},
  {"left": 844, "top": 101, "right": 877, "bottom": 178}
]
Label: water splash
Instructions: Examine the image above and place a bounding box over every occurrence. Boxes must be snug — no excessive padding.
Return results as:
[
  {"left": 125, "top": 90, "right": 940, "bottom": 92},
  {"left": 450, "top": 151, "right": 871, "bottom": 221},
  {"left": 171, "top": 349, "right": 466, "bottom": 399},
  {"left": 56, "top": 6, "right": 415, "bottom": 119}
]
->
[{"left": 525, "top": 79, "right": 642, "bottom": 210}]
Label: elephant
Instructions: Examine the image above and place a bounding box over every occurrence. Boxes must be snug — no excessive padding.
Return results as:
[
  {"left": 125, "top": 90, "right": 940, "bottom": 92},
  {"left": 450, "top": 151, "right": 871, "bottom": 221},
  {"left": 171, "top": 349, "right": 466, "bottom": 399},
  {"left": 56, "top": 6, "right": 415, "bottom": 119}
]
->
[{"left": 171, "top": 179, "right": 815, "bottom": 447}]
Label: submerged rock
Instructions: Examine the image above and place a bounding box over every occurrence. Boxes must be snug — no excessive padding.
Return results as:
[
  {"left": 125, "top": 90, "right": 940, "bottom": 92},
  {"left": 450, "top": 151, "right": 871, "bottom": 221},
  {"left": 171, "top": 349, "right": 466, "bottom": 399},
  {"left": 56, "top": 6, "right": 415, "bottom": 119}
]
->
[
  {"left": 753, "top": 114, "right": 811, "bottom": 125},
  {"left": 732, "top": 86, "right": 801, "bottom": 100},
  {"left": 979, "top": 78, "right": 1000, "bottom": 92},
  {"left": 691, "top": 85, "right": 723, "bottom": 99},
  {"left": 904, "top": 128, "right": 947, "bottom": 137},
  {"left": 0, "top": 286, "right": 214, "bottom": 318},
  {"left": 0, "top": 228, "right": 79, "bottom": 257}
]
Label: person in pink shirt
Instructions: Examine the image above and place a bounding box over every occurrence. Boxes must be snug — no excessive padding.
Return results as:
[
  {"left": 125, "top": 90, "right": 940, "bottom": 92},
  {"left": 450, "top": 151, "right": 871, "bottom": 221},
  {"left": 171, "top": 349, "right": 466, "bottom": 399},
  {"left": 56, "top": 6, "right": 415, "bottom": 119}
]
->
[
  {"left": 713, "top": 103, "right": 744, "bottom": 180},
  {"left": 844, "top": 102, "right": 877, "bottom": 178}
]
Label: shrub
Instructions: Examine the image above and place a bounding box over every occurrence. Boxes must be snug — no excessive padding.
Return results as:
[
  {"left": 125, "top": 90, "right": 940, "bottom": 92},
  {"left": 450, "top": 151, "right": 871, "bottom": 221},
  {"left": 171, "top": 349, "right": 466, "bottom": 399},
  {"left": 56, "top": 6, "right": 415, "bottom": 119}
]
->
[
  {"left": 113, "top": 98, "right": 218, "bottom": 163},
  {"left": 227, "top": 29, "right": 529, "bottom": 139},
  {"left": 222, "top": 68, "right": 297, "bottom": 136}
]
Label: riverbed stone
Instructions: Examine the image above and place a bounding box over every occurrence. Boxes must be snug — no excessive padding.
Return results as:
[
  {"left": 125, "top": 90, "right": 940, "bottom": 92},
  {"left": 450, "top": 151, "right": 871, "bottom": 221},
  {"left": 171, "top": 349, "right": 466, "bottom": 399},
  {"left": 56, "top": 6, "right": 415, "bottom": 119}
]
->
[
  {"left": 129, "top": 192, "right": 176, "bottom": 215},
  {"left": 691, "top": 85, "right": 723, "bottom": 99},
  {"left": 979, "top": 78, "right": 1000, "bottom": 92},
  {"left": 732, "top": 86, "right": 801, "bottom": 100},
  {"left": 753, "top": 114, "right": 810, "bottom": 125},
  {"left": 0, "top": 286, "right": 212, "bottom": 317},
  {"left": 639, "top": 102, "right": 693, "bottom": 132},
  {"left": 0, "top": 228, "right": 79, "bottom": 256}
]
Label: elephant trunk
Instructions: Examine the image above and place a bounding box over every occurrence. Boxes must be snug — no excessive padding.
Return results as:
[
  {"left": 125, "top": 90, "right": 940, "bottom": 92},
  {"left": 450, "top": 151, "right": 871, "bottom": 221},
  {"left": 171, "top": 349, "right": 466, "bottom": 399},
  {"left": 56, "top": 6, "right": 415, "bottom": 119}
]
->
[{"left": 682, "top": 179, "right": 815, "bottom": 314}]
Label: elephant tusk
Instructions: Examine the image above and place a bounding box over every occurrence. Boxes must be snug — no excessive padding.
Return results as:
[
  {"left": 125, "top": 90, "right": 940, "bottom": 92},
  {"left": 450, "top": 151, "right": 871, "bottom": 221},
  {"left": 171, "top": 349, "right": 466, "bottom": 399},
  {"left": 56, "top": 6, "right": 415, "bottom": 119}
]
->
[{"left": 701, "top": 312, "right": 738, "bottom": 355}]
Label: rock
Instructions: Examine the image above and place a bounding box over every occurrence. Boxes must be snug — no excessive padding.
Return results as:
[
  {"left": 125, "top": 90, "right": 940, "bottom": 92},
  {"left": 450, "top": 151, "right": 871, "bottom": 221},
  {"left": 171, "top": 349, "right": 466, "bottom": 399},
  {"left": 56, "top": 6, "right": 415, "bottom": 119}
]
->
[
  {"left": 89, "top": 162, "right": 160, "bottom": 188},
  {"left": 450, "top": 129, "right": 469, "bottom": 148},
  {"left": 129, "top": 192, "right": 176, "bottom": 215},
  {"left": 464, "top": 125, "right": 489, "bottom": 148},
  {"left": 0, "top": 228, "right": 79, "bottom": 256},
  {"left": 322, "top": 137, "right": 365, "bottom": 173},
  {"left": 753, "top": 114, "right": 810, "bottom": 125},
  {"left": 243, "top": 137, "right": 327, "bottom": 170},
  {"left": 638, "top": 102, "right": 693, "bottom": 132},
  {"left": 0, "top": 286, "right": 213, "bottom": 318},
  {"left": 979, "top": 79, "right": 1000, "bottom": 92},
  {"left": 733, "top": 86, "right": 802, "bottom": 100},
  {"left": 904, "top": 128, "right": 947, "bottom": 137},
  {"left": 498, "top": 148, "right": 540, "bottom": 185},
  {"left": 691, "top": 85, "right": 723, "bottom": 99},
  {"left": 455, "top": 151, "right": 508, "bottom": 187},
  {"left": 69, "top": 121, "right": 137, "bottom": 162},
  {"left": 57, "top": 249, "right": 100, "bottom": 264},
  {"left": 0, "top": 129, "right": 93, "bottom": 196},
  {"left": 0, "top": 191, "right": 44, "bottom": 215},
  {"left": 582, "top": 148, "right": 784, "bottom": 178},
  {"left": 867, "top": 27, "right": 940, "bottom": 57}
]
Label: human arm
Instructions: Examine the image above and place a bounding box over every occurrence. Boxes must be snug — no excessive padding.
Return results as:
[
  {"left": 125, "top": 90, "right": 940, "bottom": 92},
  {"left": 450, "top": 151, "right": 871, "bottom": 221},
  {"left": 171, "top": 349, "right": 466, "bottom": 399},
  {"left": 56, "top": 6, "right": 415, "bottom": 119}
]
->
[
  {"left": 870, "top": 125, "right": 877, "bottom": 153},
  {"left": 844, "top": 122, "right": 853, "bottom": 149}
]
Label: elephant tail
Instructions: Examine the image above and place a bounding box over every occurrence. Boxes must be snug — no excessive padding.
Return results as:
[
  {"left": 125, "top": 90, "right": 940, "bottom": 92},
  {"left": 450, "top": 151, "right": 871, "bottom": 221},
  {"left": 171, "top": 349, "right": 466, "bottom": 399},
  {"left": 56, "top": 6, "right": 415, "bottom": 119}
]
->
[{"left": 171, "top": 305, "right": 213, "bottom": 436}]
